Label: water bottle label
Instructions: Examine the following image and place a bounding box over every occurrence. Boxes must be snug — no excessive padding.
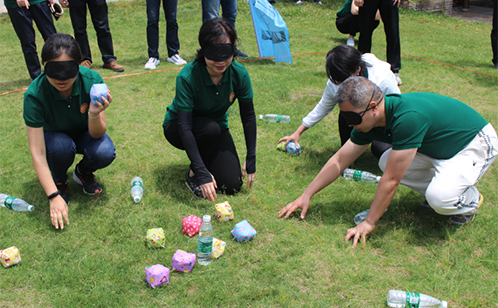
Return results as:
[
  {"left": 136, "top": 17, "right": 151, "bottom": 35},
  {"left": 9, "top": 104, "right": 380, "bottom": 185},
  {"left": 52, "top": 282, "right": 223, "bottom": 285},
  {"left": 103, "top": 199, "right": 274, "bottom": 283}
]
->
[
  {"left": 132, "top": 181, "right": 143, "bottom": 188},
  {"left": 4, "top": 196, "right": 14, "bottom": 210},
  {"left": 352, "top": 170, "right": 363, "bottom": 181},
  {"left": 406, "top": 292, "right": 420, "bottom": 307},
  {"left": 198, "top": 238, "right": 213, "bottom": 254},
  {"left": 276, "top": 115, "right": 282, "bottom": 123}
]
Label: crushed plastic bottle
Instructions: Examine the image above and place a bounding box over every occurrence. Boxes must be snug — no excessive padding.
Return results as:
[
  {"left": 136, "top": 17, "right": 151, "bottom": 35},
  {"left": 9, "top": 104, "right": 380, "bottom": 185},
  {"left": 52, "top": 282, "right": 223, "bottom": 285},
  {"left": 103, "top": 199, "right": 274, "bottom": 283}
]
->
[
  {"left": 258, "top": 114, "right": 290, "bottom": 123},
  {"left": 387, "top": 290, "right": 447, "bottom": 308},
  {"left": 0, "top": 194, "right": 34, "bottom": 211},
  {"left": 343, "top": 168, "right": 381, "bottom": 183}
]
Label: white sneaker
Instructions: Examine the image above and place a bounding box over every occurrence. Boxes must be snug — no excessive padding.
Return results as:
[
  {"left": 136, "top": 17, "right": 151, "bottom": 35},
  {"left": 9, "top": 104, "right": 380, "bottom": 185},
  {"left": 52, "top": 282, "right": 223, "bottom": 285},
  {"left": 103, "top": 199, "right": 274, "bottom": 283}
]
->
[
  {"left": 346, "top": 37, "right": 354, "bottom": 47},
  {"left": 296, "top": 0, "right": 303, "bottom": 3},
  {"left": 167, "top": 54, "right": 187, "bottom": 65},
  {"left": 145, "top": 57, "right": 160, "bottom": 70},
  {"left": 394, "top": 73, "right": 402, "bottom": 85}
]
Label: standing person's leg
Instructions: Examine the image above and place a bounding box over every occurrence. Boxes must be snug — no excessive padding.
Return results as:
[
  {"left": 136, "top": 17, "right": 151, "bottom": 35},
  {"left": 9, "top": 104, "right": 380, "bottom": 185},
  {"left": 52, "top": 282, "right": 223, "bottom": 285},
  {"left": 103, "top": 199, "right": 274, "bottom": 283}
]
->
[
  {"left": 87, "top": 0, "right": 116, "bottom": 64},
  {"left": 357, "top": 0, "right": 380, "bottom": 54},
  {"left": 202, "top": 0, "right": 221, "bottom": 23},
  {"left": 492, "top": 0, "right": 498, "bottom": 68},
  {"left": 220, "top": 0, "right": 236, "bottom": 28},
  {"left": 72, "top": 131, "right": 116, "bottom": 194},
  {"left": 163, "top": 0, "right": 180, "bottom": 58},
  {"left": 146, "top": 0, "right": 161, "bottom": 59},
  {"left": 380, "top": 0, "right": 401, "bottom": 73},
  {"left": 69, "top": 0, "right": 92, "bottom": 62},
  {"left": 207, "top": 129, "right": 243, "bottom": 195},
  {"left": 7, "top": 7, "right": 42, "bottom": 79},
  {"left": 31, "top": 1, "right": 57, "bottom": 41}
]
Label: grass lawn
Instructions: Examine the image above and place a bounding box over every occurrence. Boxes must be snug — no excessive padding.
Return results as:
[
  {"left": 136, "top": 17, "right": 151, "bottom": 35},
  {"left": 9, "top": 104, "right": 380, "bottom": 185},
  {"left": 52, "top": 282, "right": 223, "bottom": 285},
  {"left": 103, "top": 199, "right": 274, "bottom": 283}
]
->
[{"left": 1, "top": 0, "right": 497, "bottom": 306}]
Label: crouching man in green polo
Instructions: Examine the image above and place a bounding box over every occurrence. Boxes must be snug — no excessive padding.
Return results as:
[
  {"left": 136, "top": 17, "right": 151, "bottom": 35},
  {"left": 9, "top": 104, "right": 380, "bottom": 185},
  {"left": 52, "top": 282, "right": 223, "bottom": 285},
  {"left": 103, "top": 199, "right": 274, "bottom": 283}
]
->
[{"left": 279, "top": 76, "right": 498, "bottom": 247}]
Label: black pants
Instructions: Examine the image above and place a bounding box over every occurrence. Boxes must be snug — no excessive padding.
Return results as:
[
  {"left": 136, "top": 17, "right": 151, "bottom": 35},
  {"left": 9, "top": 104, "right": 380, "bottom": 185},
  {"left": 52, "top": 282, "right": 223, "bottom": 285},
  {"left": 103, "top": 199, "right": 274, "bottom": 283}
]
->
[
  {"left": 8, "top": 2, "right": 56, "bottom": 79},
  {"left": 358, "top": 0, "right": 401, "bottom": 73},
  {"left": 336, "top": 14, "right": 379, "bottom": 37},
  {"left": 492, "top": 0, "right": 497, "bottom": 65},
  {"left": 163, "top": 117, "right": 242, "bottom": 195},
  {"left": 69, "top": 0, "right": 116, "bottom": 63},
  {"left": 338, "top": 113, "right": 391, "bottom": 159}
]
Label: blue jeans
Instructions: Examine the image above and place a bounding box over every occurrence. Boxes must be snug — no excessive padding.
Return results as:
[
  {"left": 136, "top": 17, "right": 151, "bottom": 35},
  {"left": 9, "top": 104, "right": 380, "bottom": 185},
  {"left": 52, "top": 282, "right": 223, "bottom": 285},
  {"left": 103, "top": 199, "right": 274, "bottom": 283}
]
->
[
  {"left": 44, "top": 131, "right": 116, "bottom": 184},
  {"left": 146, "top": 0, "right": 180, "bottom": 58},
  {"left": 201, "top": 0, "right": 237, "bottom": 28},
  {"left": 69, "top": 0, "right": 116, "bottom": 63},
  {"left": 7, "top": 2, "right": 56, "bottom": 79}
]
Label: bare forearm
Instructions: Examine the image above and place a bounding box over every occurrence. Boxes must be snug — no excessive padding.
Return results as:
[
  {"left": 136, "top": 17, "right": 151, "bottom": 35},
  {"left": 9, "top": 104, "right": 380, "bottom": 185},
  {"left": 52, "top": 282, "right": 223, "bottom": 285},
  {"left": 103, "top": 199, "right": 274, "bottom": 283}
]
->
[
  {"left": 88, "top": 111, "right": 107, "bottom": 138},
  {"left": 365, "top": 178, "right": 399, "bottom": 225}
]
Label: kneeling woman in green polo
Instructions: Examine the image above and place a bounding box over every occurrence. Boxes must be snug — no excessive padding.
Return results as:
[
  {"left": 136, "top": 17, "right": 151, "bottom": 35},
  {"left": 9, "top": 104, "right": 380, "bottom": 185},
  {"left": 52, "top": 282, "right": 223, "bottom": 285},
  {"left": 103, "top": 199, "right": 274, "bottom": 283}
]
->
[
  {"left": 163, "top": 18, "right": 256, "bottom": 202},
  {"left": 23, "top": 33, "right": 116, "bottom": 229}
]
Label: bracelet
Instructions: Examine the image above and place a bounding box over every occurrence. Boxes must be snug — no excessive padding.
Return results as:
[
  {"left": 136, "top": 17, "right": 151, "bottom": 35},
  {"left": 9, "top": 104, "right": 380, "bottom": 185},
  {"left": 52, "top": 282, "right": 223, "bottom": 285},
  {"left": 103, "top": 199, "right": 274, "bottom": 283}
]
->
[
  {"left": 88, "top": 112, "right": 100, "bottom": 119},
  {"left": 47, "top": 190, "right": 61, "bottom": 200}
]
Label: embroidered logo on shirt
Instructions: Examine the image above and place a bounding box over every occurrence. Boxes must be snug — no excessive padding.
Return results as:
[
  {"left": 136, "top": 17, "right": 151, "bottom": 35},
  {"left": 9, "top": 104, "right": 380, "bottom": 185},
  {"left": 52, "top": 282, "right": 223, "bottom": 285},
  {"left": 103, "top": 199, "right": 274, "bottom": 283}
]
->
[
  {"left": 229, "top": 92, "right": 235, "bottom": 103},
  {"left": 80, "top": 103, "right": 89, "bottom": 113}
]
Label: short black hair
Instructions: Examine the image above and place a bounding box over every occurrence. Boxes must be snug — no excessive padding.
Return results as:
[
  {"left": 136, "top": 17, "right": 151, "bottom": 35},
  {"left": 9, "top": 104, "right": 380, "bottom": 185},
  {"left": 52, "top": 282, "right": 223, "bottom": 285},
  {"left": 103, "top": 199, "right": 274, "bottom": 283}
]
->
[
  {"left": 325, "top": 45, "right": 367, "bottom": 83},
  {"left": 41, "top": 33, "right": 82, "bottom": 64},
  {"left": 196, "top": 18, "right": 238, "bottom": 65}
]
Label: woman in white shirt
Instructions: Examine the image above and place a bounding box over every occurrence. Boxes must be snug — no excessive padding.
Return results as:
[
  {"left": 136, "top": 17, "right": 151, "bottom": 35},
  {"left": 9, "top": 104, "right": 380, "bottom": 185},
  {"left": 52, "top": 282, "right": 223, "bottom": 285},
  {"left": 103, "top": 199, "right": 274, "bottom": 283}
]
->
[{"left": 279, "top": 44, "right": 400, "bottom": 158}]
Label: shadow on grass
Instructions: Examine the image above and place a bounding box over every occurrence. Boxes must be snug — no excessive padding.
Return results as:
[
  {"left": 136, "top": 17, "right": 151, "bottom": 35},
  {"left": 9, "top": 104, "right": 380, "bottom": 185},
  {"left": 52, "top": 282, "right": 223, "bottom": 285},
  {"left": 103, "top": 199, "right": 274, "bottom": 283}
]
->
[{"left": 0, "top": 78, "right": 31, "bottom": 93}]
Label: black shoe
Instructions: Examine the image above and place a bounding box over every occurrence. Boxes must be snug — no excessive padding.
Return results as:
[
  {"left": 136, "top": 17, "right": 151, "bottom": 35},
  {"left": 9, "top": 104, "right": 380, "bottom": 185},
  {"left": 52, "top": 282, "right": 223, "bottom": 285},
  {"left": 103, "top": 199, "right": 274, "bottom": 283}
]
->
[
  {"left": 185, "top": 172, "right": 203, "bottom": 198},
  {"left": 55, "top": 182, "right": 70, "bottom": 205},
  {"left": 236, "top": 49, "right": 248, "bottom": 58},
  {"left": 73, "top": 165, "right": 102, "bottom": 195}
]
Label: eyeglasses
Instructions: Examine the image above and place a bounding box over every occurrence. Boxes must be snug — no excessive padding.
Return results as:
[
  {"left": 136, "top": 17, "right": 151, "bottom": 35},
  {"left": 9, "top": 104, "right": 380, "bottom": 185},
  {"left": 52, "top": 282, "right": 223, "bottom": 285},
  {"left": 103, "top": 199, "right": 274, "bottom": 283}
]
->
[{"left": 339, "top": 89, "right": 383, "bottom": 126}]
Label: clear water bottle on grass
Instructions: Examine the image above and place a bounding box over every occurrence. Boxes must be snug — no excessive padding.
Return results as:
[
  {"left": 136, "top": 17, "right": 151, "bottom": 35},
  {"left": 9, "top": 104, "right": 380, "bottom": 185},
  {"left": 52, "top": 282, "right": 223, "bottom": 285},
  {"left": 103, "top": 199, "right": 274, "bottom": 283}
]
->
[
  {"left": 258, "top": 114, "right": 290, "bottom": 123},
  {"left": 197, "top": 215, "right": 213, "bottom": 265},
  {"left": 0, "top": 194, "right": 34, "bottom": 211},
  {"left": 131, "top": 177, "right": 143, "bottom": 203},
  {"left": 387, "top": 290, "right": 447, "bottom": 308},
  {"left": 342, "top": 168, "right": 381, "bottom": 183}
]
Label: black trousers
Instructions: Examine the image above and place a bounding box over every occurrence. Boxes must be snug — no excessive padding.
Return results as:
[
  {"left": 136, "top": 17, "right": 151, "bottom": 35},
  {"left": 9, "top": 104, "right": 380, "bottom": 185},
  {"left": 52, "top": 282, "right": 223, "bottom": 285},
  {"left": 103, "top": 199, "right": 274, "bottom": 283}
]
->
[
  {"left": 338, "top": 113, "right": 391, "bottom": 159},
  {"left": 492, "top": 0, "right": 497, "bottom": 65},
  {"left": 8, "top": 2, "right": 56, "bottom": 79},
  {"left": 163, "top": 117, "right": 242, "bottom": 195},
  {"left": 336, "top": 14, "right": 379, "bottom": 37},
  {"left": 69, "top": 0, "right": 116, "bottom": 63},
  {"left": 358, "top": 0, "right": 401, "bottom": 72}
]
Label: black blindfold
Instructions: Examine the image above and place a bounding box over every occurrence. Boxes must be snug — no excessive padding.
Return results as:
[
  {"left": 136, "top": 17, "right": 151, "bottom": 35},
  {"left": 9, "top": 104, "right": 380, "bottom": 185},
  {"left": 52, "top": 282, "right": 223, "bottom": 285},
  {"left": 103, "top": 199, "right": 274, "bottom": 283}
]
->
[
  {"left": 44, "top": 61, "right": 79, "bottom": 80},
  {"left": 204, "top": 44, "right": 234, "bottom": 62}
]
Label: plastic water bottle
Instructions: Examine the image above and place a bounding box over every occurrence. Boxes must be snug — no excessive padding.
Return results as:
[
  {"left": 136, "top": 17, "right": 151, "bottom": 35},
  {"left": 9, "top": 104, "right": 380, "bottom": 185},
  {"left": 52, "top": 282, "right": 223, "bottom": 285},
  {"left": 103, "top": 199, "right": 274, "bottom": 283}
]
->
[
  {"left": 197, "top": 215, "right": 213, "bottom": 265},
  {"left": 0, "top": 194, "right": 34, "bottom": 211},
  {"left": 387, "top": 290, "right": 447, "bottom": 307},
  {"left": 131, "top": 177, "right": 143, "bottom": 203},
  {"left": 353, "top": 208, "right": 387, "bottom": 225},
  {"left": 258, "top": 114, "right": 290, "bottom": 123},
  {"left": 342, "top": 168, "right": 381, "bottom": 183}
]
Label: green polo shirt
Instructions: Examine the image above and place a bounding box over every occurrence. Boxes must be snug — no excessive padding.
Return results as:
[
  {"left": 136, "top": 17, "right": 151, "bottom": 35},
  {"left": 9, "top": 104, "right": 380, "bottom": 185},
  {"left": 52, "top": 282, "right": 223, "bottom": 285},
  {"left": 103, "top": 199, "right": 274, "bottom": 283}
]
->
[
  {"left": 337, "top": 0, "right": 353, "bottom": 17},
  {"left": 350, "top": 93, "right": 488, "bottom": 159},
  {"left": 4, "top": 0, "right": 45, "bottom": 9},
  {"left": 162, "top": 60, "right": 253, "bottom": 131},
  {"left": 23, "top": 66, "right": 104, "bottom": 135}
]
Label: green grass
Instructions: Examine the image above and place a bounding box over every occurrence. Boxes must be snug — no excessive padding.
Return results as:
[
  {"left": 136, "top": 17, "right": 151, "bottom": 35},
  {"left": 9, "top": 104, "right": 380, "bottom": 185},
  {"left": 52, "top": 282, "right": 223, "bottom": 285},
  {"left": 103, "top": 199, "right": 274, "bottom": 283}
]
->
[{"left": 1, "top": 0, "right": 498, "bottom": 307}]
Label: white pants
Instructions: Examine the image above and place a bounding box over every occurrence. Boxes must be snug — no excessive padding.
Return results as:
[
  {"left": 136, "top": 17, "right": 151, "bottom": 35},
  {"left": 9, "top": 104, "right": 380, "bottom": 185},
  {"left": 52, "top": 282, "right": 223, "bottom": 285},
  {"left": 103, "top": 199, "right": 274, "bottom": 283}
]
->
[{"left": 379, "top": 123, "right": 498, "bottom": 216}]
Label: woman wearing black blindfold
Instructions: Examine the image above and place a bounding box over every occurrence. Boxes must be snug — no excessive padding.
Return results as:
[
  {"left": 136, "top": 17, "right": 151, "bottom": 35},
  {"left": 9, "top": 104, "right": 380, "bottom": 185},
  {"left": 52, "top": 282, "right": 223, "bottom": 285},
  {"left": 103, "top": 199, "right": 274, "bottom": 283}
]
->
[
  {"left": 23, "top": 33, "right": 116, "bottom": 230},
  {"left": 278, "top": 44, "right": 400, "bottom": 160},
  {"left": 163, "top": 18, "right": 256, "bottom": 202}
]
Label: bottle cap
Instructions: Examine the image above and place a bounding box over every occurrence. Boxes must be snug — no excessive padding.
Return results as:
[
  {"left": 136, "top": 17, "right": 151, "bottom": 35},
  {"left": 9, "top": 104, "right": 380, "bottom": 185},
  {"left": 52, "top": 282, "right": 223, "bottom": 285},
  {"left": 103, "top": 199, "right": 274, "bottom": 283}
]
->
[
  {"left": 258, "top": 115, "right": 263, "bottom": 120},
  {"left": 441, "top": 301, "right": 448, "bottom": 308},
  {"left": 134, "top": 197, "right": 141, "bottom": 203},
  {"left": 203, "top": 215, "right": 211, "bottom": 222}
]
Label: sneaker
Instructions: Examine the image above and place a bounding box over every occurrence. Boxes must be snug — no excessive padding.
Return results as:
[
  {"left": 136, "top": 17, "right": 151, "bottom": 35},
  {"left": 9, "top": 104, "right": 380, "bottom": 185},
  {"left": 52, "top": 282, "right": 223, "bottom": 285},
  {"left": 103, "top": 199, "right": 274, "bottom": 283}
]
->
[
  {"left": 236, "top": 49, "right": 248, "bottom": 58},
  {"left": 394, "top": 72, "right": 402, "bottom": 85},
  {"left": 420, "top": 200, "right": 431, "bottom": 208},
  {"left": 314, "top": 0, "right": 323, "bottom": 4},
  {"left": 73, "top": 166, "right": 102, "bottom": 195},
  {"left": 103, "top": 61, "right": 124, "bottom": 72},
  {"left": 167, "top": 54, "right": 187, "bottom": 66},
  {"left": 145, "top": 57, "right": 160, "bottom": 70},
  {"left": 346, "top": 37, "right": 355, "bottom": 47},
  {"left": 185, "top": 171, "right": 203, "bottom": 198},
  {"left": 296, "top": 0, "right": 303, "bottom": 3},
  {"left": 55, "top": 182, "right": 70, "bottom": 206},
  {"left": 80, "top": 60, "right": 92, "bottom": 69},
  {"left": 450, "top": 194, "right": 484, "bottom": 226}
]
